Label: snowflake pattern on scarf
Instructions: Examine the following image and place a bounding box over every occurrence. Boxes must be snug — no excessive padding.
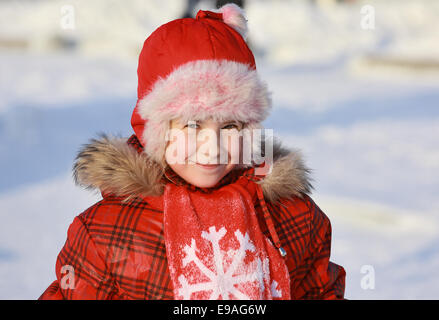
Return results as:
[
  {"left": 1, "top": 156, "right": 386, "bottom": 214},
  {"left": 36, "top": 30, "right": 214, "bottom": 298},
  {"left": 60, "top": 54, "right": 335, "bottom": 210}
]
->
[{"left": 176, "top": 226, "right": 283, "bottom": 300}]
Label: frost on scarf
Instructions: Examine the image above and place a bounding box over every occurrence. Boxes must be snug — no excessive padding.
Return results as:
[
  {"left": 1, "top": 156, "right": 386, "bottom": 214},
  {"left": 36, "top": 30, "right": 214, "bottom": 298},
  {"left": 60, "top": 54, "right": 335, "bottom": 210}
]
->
[{"left": 163, "top": 179, "right": 290, "bottom": 300}]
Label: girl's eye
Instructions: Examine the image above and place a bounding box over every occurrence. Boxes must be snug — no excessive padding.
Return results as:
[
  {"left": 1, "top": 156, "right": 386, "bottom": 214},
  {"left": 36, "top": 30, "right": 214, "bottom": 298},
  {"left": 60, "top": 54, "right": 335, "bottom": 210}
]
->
[
  {"left": 223, "top": 123, "right": 240, "bottom": 130},
  {"left": 184, "top": 123, "right": 199, "bottom": 129}
]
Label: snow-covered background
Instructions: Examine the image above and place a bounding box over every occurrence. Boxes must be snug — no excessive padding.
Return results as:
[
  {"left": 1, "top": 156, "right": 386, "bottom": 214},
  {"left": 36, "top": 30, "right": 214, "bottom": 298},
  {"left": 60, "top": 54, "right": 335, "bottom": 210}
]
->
[{"left": 1, "top": 0, "right": 438, "bottom": 299}]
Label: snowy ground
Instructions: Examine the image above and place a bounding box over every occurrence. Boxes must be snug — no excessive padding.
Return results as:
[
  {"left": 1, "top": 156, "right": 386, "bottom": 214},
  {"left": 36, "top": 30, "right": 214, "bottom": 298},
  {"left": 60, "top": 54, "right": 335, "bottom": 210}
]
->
[{"left": 1, "top": 0, "right": 438, "bottom": 299}]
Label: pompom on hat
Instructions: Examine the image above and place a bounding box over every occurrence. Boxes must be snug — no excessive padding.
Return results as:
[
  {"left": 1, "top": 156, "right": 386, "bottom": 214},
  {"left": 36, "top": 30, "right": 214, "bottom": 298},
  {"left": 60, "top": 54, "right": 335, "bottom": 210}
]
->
[{"left": 131, "top": 3, "right": 272, "bottom": 165}]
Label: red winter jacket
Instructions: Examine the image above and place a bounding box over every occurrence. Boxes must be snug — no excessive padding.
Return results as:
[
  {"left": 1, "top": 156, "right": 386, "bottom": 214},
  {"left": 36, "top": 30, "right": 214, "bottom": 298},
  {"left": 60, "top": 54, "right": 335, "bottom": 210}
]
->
[{"left": 39, "top": 134, "right": 345, "bottom": 300}]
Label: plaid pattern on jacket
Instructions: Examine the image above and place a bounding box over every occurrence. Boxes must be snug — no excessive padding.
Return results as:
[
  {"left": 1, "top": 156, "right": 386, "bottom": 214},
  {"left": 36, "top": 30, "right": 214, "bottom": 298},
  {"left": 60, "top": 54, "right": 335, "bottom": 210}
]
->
[{"left": 39, "top": 135, "right": 346, "bottom": 300}]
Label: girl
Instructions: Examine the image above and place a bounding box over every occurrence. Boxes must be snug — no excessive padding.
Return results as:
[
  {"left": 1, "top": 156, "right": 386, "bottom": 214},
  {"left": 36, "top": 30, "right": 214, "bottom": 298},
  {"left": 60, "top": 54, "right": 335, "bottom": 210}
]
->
[{"left": 39, "top": 4, "right": 345, "bottom": 300}]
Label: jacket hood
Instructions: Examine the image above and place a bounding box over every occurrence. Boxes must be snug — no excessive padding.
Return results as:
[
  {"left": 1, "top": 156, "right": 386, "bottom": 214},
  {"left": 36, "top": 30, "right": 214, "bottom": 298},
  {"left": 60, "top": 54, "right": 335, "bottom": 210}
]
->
[{"left": 73, "top": 134, "right": 313, "bottom": 203}]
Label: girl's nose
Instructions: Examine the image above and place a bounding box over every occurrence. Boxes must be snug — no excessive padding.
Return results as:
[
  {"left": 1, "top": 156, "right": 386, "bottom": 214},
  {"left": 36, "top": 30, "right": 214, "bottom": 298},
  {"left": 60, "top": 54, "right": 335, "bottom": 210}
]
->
[{"left": 197, "top": 128, "right": 221, "bottom": 164}]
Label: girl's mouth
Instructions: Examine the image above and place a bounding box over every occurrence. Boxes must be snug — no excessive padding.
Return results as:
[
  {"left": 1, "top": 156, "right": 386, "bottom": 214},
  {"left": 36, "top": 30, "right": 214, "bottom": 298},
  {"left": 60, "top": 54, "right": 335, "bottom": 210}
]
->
[{"left": 195, "top": 163, "right": 222, "bottom": 170}]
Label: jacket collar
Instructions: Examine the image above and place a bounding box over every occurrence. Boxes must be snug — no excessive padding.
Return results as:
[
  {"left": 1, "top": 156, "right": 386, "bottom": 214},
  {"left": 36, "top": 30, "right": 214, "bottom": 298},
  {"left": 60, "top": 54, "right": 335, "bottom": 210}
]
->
[{"left": 73, "top": 134, "right": 313, "bottom": 203}]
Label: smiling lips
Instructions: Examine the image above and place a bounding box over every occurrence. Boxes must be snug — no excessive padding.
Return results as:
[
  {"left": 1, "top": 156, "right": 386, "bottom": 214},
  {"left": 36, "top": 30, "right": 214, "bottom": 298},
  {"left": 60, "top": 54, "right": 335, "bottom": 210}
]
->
[{"left": 195, "top": 163, "right": 222, "bottom": 170}]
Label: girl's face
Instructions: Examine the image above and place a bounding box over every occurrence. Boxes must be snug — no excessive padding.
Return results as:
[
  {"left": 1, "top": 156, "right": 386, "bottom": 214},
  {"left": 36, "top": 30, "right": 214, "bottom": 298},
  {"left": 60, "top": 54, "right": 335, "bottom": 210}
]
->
[{"left": 165, "top": 118, "right": 243, "bottom": 188}]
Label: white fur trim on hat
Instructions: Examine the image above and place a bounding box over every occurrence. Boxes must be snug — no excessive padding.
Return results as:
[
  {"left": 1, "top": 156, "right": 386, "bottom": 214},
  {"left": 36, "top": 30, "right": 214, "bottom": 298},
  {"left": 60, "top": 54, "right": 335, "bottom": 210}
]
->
[{"left": 137, "top": 59, "right": 272, "bottom": 164}]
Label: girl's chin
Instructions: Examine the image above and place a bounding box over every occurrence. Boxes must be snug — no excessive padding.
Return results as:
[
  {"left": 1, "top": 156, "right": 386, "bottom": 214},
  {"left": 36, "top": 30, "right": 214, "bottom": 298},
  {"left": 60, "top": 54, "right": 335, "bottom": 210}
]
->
[
  {"left": 167, "top": 163, "right": 237, "bottom": 188},
  {"left": 186, "top": 169, "right": 230, "bottom": 188},
  {"left": 189, "top": 175, "right": 223, "bottom": 188}
]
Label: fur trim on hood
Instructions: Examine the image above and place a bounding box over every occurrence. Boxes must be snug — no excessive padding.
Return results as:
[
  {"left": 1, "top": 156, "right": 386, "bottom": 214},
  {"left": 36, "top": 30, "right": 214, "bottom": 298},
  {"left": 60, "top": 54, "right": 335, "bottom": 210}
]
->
[{"left": 73, "top": 134, "right": 313, "bottom": 203}]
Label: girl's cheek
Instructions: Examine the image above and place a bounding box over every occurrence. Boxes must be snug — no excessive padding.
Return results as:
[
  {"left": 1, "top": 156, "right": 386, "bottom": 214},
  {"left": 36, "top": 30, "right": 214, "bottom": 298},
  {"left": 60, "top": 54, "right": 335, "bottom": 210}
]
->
[
  {"left": 231, "top": 134, "right": 243, "bottom": 164},
  {"left": 186, "top": 131, "right": 198, "bottom": 162},
  {"left": 221, "top": 130, "right": 242, "bottom": 165},
  {"left": 165, "top": 129, "right": 189, "bottom": 164}
]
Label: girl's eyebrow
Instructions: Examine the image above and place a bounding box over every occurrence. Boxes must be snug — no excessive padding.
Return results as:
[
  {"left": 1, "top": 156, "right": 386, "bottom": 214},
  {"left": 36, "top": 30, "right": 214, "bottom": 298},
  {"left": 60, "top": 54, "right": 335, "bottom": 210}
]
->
[
  {"left": 178, "top": 120, "right": 240, "bottom": 127},
  {"left": 222, "top": 120, "right": 240, "bottom": 125},
  {"left": 178, "top": 120, "right": 197, "bottom": 126}
]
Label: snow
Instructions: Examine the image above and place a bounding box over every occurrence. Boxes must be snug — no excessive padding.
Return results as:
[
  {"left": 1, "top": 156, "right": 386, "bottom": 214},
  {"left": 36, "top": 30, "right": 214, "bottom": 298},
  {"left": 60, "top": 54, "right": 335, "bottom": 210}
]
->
[
  {"left": 1, "top": 0, "right": 439, "bottom": 299},
  {"left": 0, "top": 173, "right": 100, "bottom": 299}
]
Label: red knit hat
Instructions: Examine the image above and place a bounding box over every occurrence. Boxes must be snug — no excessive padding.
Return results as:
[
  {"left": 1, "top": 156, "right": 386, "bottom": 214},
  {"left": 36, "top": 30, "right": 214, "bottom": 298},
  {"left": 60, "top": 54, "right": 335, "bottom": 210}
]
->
[{"left": 131, "top": 4, "right": 272, "bottom": 164}]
